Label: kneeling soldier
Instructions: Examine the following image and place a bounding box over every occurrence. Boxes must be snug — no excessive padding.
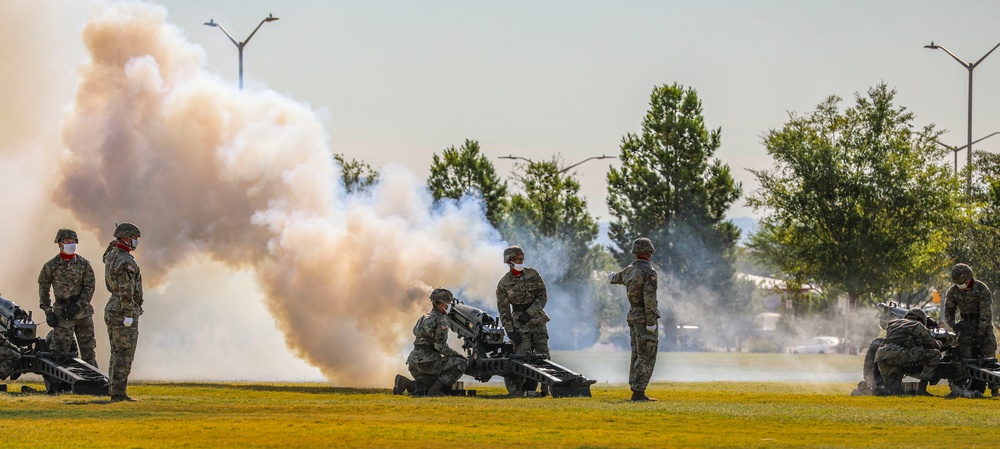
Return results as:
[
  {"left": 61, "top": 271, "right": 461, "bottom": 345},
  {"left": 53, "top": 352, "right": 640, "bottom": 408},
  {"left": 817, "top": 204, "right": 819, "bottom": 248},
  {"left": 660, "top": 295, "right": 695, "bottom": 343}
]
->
[{"left": 400, "top": 288, "right": 468, "bottom": 397}]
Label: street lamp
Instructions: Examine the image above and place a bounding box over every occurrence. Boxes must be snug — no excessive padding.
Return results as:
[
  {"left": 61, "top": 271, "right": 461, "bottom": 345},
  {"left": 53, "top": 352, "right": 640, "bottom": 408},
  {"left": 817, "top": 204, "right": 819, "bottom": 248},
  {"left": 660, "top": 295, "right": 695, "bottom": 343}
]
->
[
  {"left": 204, "top": 13, "right": 280, "bottom": 90},
  {"left": 925, "top": 40, "right": 1000, "bottom": 191},
  {"left": 498, "top": 154, "right": 616, "bottom": 174}
]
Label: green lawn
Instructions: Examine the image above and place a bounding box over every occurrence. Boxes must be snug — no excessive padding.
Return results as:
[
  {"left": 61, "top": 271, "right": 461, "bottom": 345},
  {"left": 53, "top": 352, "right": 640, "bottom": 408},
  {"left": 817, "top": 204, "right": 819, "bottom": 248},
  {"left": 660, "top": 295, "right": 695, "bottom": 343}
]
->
[{"left": 0, "top": 378, "right": 996, "bottom": 448}]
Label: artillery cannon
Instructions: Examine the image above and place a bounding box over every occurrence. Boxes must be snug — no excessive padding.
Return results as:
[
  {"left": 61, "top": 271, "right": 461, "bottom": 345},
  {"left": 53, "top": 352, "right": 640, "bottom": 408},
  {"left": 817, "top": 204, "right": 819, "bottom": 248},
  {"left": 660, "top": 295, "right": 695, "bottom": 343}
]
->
[
  {"left": 851, "top": 302, "right": 1000, "bottom": 397},
  {"left": 444, "top": 300, "right": 596, "bottom": 397},
  {"left": 0, "top": 296, "right": 109, "bottom": 395}
]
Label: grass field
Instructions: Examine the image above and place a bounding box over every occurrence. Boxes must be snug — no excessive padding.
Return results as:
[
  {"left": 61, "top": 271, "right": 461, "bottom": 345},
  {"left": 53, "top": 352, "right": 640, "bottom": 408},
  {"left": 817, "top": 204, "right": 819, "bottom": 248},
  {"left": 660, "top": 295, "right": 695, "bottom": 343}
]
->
[{"left": 1, "top": 375, "right": 998, "bottom": 449}]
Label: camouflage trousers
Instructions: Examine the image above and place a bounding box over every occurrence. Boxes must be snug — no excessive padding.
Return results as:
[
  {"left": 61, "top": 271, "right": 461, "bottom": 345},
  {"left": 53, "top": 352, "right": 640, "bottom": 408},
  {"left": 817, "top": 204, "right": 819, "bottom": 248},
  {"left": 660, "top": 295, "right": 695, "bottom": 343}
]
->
[
  {"left": 628, "top": 321, "right": 658, "bottom": 392},
  {"left": 875, "top": 344, "right": 940, "bottom": 395},
  {"left": 51, "top": 315, "right": 98, "bottom": 368},
  {"left": 512, "top": 322, "right": 550, "bottom": 359},
  {"left": 956, "top": 322, "right": 997, "bottom": 359},
  {"left": 407, "top": 355, "right": 469, "bottom": 387},
  {"left": 105, "top": 312, "right": 139, "bottom": 396},
  {"left": 0, "top": 346, "right": 21, "bottom": 380}
]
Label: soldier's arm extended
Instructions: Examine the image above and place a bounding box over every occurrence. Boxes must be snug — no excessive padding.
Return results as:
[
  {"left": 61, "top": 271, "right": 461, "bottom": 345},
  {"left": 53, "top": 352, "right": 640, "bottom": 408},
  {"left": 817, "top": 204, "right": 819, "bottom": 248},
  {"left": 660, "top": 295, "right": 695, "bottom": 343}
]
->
[
  {"left": 82, "top": 259, "right": 96, "bottom": 303},
  {"left": 433, "top": 317, "right": 462, "bottom": 358},
  {"left": 643, "top": 270, "right": 659, "bottom": 327},
  {"left": 496, "top": 283, "right": 514, "bottom": 331},
  {"left": 609, "top": 270, "right": 623, "bottom": 285},
  {"left": 917, "top": 325, "right": 941, "bottom": 350},
  {"left": 526, "top": 272, "right": 547, "bottom": 318},
  {"left": 37, "top": 263, "right": 53, "bottom": 313}
]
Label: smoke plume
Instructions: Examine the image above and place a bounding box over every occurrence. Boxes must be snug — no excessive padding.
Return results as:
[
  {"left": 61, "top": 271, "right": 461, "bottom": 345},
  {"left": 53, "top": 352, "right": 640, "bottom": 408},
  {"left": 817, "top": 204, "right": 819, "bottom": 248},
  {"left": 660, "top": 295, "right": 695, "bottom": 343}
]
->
[{"left": 54, "top": 1, "right": 505, "bottom": 386}]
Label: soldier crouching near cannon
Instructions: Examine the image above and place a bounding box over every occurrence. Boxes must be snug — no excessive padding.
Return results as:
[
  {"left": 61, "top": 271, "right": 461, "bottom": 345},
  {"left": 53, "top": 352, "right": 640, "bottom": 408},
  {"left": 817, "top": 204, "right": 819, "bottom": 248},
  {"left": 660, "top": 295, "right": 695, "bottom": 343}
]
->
[
  {"left": 945, "top": 264, "right": 998, "bottom": 366},
  {"left": 38, "top": 228, "right": 98, "bottom": 368},
  {"left": 393, "top": 288, "right": 469, "bottom": 397},
  {"left": 874, "top": 308, "right": 941, "bottom": 396},
  {"left": 0, "top": 331, "right": 21, "bottom": 392}
]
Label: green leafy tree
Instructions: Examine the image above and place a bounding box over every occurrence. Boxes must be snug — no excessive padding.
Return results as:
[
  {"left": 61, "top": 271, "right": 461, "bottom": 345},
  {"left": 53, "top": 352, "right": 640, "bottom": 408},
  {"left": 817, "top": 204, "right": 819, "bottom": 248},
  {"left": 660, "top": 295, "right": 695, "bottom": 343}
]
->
[
  {"left": 334, "top": 153, "right": 380, "bottom": 194},
  {"left": 606, "top": 83, "right": 743, "bottom": 285},
  {"left": 746, "top": 84, "right": 961, "bottom": 318},
  {"left": 427, "top": 139, "right": 508, "bottom": 227}
]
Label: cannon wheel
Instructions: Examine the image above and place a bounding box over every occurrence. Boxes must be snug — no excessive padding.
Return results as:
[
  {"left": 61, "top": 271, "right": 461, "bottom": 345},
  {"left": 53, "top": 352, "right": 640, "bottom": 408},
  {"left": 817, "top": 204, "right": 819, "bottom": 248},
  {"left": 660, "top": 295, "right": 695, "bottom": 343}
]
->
[
  {"left": 43, "top": 376, "right": 71, "bottom": 395},
  {"left": 862, "top": 337, "right": 884, "bottom": 389}
]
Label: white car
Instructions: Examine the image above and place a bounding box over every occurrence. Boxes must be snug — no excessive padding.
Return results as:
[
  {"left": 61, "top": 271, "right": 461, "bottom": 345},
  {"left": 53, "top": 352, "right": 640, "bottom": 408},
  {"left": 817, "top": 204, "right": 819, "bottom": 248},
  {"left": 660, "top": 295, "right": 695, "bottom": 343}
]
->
[{"left": 792, "top": 336, "right": 842, "bottom": 354}]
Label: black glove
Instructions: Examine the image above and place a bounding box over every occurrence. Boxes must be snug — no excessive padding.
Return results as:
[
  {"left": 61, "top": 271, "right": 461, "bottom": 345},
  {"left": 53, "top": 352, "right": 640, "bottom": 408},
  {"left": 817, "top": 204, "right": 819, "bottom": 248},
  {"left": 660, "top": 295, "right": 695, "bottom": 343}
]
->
[
  {"left": 517, "top": 311, "right": 531, "bottom": 325},
  {"left": 45, "top": 311, "right": 58, "bottom": 328},
  {"left": 508, "top": 331, "right": 522, "bottom": 346}
]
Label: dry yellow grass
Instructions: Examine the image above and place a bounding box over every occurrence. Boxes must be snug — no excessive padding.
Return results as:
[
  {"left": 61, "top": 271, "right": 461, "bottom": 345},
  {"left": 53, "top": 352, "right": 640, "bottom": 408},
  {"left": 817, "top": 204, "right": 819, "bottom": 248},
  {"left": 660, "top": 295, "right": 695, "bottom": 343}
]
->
[{"left": 0, "top": 379, "right": 997, "bottom": 448}]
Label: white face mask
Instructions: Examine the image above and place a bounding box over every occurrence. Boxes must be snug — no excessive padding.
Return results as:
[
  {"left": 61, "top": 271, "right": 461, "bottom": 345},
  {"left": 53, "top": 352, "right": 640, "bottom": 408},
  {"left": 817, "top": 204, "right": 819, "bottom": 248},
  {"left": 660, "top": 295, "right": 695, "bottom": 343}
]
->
[
  {"left": 130, "top": 238, "right": 139, "bottom": 250},
  {"left": 444, "top": 304, "right": 452, "bottom": 314},
  {"left": 61, "top": 243, "right": 77, "bottom": 255},
  {"left": 956, "top": 281, "right": 967, "bottom": 289},
  {"left": 513, "top": 263, "right": 525, "bottom": 271}
]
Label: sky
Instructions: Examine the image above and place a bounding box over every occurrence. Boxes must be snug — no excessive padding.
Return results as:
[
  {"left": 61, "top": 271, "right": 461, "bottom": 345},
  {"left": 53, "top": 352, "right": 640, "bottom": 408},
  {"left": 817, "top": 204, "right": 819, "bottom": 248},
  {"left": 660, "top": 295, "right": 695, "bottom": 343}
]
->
[{"left": 4, "top": 0, "right": 1000, "bottom": 384}]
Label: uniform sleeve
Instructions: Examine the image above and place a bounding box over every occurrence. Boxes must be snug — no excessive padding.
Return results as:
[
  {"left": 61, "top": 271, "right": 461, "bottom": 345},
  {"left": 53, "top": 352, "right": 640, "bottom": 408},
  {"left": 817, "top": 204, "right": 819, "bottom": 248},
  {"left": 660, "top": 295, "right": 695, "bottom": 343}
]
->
[
  {"left": 979, "top": 285, "right": 993, "bottom": 332},
  {"left": 944, "top": 288, "right": 957, "bottom": 327},
  {"left": 496, "top": 281, "right": 513, "bottom": 331},
  {"left": 916, "top": 326, "right": 941, "bottom": 350},
  {"left": 112, "top": 260, "right": 140, "bottom": 314},
  {"left": 433, "top": 318, "right": 461, "bottom": 357},
  {"left": 643, "top": 269, "right": 659, "bottom": 327},
  {"left": 82, "top": 259, "right": 96, "bottom": 304},
  {"left": 526, "top": 272, "right": 547, "bottom": 317},
  {"left": 37, "top": 263, "right": 53, "bottom": 313},
  {"left": 609, "top": 270, "right": 623, "bottom": 285}
]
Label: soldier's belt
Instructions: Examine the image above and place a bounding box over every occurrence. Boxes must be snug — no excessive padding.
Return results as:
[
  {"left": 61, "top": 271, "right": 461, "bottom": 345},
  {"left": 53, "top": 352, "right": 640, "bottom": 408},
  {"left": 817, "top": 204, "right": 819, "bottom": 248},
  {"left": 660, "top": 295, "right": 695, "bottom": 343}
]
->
[
  {"left": 55, "top": 294, "right": 82, "bottom": 305},
  {"left": 413, "top": 344, "right": 435, "bottom": 351},
  {"left": 511, "top": 303, "right": 534, "bottom": 312}
]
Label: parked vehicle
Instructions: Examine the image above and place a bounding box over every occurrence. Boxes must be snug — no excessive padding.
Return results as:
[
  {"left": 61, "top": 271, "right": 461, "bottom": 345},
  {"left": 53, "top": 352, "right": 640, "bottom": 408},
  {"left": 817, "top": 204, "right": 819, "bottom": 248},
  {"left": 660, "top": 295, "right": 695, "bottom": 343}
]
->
[{"left": 791, "top": 336, "right": 842, "bottom": 354}]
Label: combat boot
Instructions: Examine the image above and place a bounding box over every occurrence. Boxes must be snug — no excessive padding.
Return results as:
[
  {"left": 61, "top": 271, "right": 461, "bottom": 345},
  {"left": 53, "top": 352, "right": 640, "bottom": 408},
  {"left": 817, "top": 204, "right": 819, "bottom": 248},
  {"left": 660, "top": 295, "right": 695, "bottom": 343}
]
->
[
  {"left": 393, "top": 374, "right": 415, "bottom": 395},
  {"left": 425, "top": 380, "right": 447, "bottom": 397},
  {"left": 630, "top": 390, "right": 657, "bottom": 401},
  {"left": 110, "top": 395, "right": 139, "bottom": 403},
  {"left": 539, "top": 384, "right": 550, "bottom": 398},
  {"left": 916, "top": 381, "right": 934, "bottom": 397}
]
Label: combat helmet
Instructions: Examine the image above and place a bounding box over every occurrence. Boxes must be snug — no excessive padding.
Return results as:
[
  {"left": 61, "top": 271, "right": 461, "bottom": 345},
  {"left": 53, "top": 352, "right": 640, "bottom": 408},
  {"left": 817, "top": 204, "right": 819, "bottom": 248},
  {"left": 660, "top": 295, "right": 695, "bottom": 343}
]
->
[
  {"left": 54, "top": 228, "right": 78, "bottom": 243},
  {"left": 503, "top": 245, "right": 524, "bottom": 264},
  {"left": 904, "top": 308, "right": 927, "bottom": 325},
  {"left": 951, "top": 263, "right": 974, "bottom": 285},
  {"left": 113, "top": 222, "right": 141, "bottom": 239},
  {"left": 429, "top": 288, "right": 454, "bottom": 305},
  {"left": 631, "top": 237, "right": 655, "bottom": 255}
]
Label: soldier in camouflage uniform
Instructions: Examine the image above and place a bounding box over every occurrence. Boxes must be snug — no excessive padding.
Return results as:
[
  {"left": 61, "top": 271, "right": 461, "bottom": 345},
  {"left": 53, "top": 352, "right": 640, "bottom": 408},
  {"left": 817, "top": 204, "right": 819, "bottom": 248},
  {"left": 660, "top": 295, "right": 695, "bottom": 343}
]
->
[
  {"left": 38, "top": 228, "right": 98, "bottom": 368},
  {"left": 103, "top": 222, "right": 144, "bottom": 402},
  {"left": 608, "top": 237, "right": 659, "bottom": 401},
  {"left": 404, "top": 288, "right": 468, "bottom": 397},
  {"left": 496, "top": 245, "right": 551, "bottom": 397},
  {"left": 875, "top": 308, "right": 941, "bottom": 396},
  {"left": 944, "top": 263, "right": 997, "bottom": 363},
  {"left": 0, "top": 332, "right": 22, "bottom": 388}
]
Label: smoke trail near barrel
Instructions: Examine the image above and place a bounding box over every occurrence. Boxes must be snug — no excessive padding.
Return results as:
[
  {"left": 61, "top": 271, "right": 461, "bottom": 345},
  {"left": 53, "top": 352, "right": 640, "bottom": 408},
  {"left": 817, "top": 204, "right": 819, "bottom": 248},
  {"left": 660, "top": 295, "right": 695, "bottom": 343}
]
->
[{"left": 55, "top": 1, "right": 504, "bottom": 385}]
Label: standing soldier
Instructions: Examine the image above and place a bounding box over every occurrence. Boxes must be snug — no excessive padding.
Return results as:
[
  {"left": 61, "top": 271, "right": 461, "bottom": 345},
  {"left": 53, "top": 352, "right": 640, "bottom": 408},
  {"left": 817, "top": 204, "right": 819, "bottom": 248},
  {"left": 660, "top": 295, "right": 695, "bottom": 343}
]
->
[
  {"left": 38, "top": 228, "right": 98, "bottom": 368},
  {"left": 874, "top": 308, "right": 941, "bottom": 396},
  {"left": 103, "top": 222, "right": 143, "bottom": 402},
  {"left": 403, "top": 288, "right": 468, "bottom": 397},
  {"left": 608, "top": 237, "right": 659, "bottom": 401},
  {"left": 496, "top": 245, "right": 550, "bottom": 397},
  {"left": 945, "top": 263, "right": 997, "bottom": 365}
]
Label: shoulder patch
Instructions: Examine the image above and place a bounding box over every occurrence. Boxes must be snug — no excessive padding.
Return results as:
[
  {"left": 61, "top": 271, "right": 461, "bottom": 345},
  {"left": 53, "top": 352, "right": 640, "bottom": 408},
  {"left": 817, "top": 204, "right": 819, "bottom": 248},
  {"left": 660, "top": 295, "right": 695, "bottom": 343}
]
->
[
  {"left": 649, "top": 273, "right": 657, "bottom": 281},
  {"left": 124, "top": 262, "right": 136, "bottom": 273}
]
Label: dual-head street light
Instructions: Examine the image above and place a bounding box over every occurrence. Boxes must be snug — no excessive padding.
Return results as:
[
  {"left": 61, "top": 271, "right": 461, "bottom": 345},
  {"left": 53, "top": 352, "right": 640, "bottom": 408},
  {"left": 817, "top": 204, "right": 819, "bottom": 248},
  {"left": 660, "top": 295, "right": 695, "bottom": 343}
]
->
[
  {"left": 498, "top": 154, "right": 617, "bottom": 174},
  {"left": 204, "top": 13, "right": 279, "bottom": 90}
]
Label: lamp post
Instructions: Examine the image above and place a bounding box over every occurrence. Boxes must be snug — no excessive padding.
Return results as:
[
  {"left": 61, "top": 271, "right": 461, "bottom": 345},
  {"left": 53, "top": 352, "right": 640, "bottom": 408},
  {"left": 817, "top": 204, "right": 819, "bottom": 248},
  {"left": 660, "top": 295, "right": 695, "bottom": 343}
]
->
[
  {"left": 925, "top": 40, "right": 1000, "bottom": 191},
  {"left": 933, "top": 131, "right": 1000, "bottom": 173},
  {"left": 205, "top": 13, "right": 280, "bottom": 90},
  {"left": 498, "top": 154, "right": 616, "bottom": 174}
]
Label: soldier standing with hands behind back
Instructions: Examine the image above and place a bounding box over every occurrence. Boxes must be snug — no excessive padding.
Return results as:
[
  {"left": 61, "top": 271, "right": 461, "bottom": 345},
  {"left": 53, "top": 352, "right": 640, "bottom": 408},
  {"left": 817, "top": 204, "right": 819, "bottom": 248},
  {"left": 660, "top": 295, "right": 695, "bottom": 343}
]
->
[
  {"left": 496, "top": 245, "right": 551, "bottom": 397},
  {"left": 609, "top": 237, "right": 660, "bottom": 401},
  {"left": 38, "top": 228, "right": 98, "bottom": 368},
  {"left": 103, "top": 222, "right": 144, "bottom": 402}
]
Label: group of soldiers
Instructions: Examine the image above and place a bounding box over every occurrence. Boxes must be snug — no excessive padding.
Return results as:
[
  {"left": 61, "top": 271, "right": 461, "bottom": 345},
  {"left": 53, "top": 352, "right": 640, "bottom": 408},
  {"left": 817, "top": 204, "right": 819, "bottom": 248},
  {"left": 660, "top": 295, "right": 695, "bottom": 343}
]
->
[
  {"left": 874, "top": 263, "right": 999, "bottom": 396},
  {"left": 396, "top": 237, "right": 661, "bottom": 401},
  {"left": 0, "top": 223, "right": 146, "bottom": 402}
]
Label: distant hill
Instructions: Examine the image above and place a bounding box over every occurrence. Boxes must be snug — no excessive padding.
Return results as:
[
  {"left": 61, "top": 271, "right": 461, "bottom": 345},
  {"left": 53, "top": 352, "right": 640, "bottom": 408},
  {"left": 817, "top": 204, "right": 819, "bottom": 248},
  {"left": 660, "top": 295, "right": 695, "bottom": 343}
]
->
[{"left": 595, "top": 217, "right": 759, "bottom": 248}]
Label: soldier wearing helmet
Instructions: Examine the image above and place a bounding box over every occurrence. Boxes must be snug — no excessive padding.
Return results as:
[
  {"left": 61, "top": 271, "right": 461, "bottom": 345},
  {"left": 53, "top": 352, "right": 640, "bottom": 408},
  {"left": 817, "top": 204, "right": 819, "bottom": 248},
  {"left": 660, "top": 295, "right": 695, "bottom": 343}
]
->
[
  {"left": 608, "top": 237, "right": 660, "bottom": 401},
  {"left": 874, "top": 308, "right": 942, "bottom": 396},
  {"left": 496, "top": 245, "right": 551, "bottom": 397},
  {"left": 399, "top": 288, "right": 468, "bottom": 397},
  {"left": 944, "top": 263, "right": 997, "bottom": 364},
  {"left": 37, "top": 228, "right": 98, "bottom": 368},
  {"left": 102, "top": 222, "right": 144, "bottom": 402}
]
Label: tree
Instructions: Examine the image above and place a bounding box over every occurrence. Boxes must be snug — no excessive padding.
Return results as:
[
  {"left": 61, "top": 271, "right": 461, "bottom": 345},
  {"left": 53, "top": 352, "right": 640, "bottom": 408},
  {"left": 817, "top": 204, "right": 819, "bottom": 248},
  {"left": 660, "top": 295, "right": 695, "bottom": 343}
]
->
[
  {"left": 333, "top": 153, "right": 379, "bottom": 194},
  {"left": 746, "top": 84, "right": 961, "bottom": 316},
  {"left": 606, "top": 83, "right": 743, "bottom": 285},
  {"left": 426, "top": 139, "right": 508, "bottom": 227}
]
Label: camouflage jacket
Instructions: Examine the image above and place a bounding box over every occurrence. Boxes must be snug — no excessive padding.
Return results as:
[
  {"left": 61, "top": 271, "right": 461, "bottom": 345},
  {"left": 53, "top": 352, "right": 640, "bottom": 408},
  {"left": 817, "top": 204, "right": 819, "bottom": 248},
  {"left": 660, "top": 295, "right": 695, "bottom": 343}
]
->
[
  {"left": 496, "top": 267, "right": 549, "bottom": 331},
  {"left": 406, "top": 309, "right": 461, "bottom": 365},
  {"left": 103, "top": 244, "right": 143, "bottom": 316},
  {"left": 610, "top": 259, "right": 659, "bottom": 326},
  {"left": 881, "top": 318, "right": 940, "bottom": 351},
  {"left": 37, "top": 254, "right": 96, "bottom": 319},
  {"left": 945, "top": 279, "right": 992, "bottom": 333}
]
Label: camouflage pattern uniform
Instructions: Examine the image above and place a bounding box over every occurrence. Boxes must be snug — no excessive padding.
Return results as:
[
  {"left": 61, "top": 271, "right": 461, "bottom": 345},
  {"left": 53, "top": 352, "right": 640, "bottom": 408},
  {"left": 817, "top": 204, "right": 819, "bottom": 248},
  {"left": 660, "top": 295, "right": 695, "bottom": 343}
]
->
[
  {"left": 945, "top": 264, "right": 997, "bottom": 360},
  {"left": 875, "top": 310, "right": 941, "bottom": 395},
  {"left": 0, "top": 334, "right": 21, "bottom": 380},
  {"left": 405, "top": 292, "right": 468, "bottom": 389},
  {"left": 38, "top": 242, "right": 98, "bottom": 367},
  {"left": 103, "top": 223, "right": 144, "bottom": 398},
  {"left": 609, "top": 238, "right": 659, "bottom": 395},
  {"left": 496, "top": 269, "right": 550, "bottom": 358}
]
